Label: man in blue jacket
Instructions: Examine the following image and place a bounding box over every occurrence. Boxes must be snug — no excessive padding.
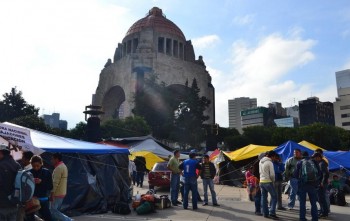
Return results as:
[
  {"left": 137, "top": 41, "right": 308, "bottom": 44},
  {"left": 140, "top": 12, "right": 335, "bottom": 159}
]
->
[{"left": 179, "top": 152, "right": 201, "bottom": 210}]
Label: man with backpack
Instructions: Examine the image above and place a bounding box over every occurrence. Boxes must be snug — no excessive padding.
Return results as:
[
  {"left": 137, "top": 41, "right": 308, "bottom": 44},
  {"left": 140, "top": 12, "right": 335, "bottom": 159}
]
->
[
  {"left": 285, "top": 148, "right": 302, "bottom": 210},
  {"left": 0, "top": 144, "right": 21, "bottom": 221},
  {"left": 294, "top": 151, "right": 320, "bottom": 221}
]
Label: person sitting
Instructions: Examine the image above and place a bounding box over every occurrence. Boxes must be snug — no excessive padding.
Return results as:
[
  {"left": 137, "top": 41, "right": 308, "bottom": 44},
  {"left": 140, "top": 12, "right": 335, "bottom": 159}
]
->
[{"left": 330, "top": 175, "right": 341, "bottom": 190}]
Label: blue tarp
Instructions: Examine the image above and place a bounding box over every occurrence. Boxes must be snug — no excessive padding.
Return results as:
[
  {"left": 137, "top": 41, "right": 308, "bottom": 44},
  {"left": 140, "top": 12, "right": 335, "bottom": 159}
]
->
[
  {"left": 323, "top": 151, "right": 350, "bottom": 171},
  {"left": 274, "top": 140, "right": 314, "bottom": 163},
  {"left": 274, "top": 140, "right": 350, "bottom": 171},
  {"left": 0, "top": 122, "right": 129, "bottom": 154}
]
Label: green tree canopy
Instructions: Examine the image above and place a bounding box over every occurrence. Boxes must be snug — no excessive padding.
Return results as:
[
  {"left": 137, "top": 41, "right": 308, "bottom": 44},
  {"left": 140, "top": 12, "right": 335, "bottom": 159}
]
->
[{"left": 0, "top": 87, "right": 39, "bottom": 122}]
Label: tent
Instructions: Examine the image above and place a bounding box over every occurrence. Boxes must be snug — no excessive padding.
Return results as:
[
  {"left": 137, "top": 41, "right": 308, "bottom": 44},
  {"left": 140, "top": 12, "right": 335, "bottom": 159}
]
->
[
  {"left": 275, "top": 140, "right": 350, "bottom": 171},
  {"left": 130, "top": 151, "right": 165, "bottom": 170},
  {"left": 209, "top": 149, "right": 220, "bottom": 161},
  {"left": 226, "top": 144, "right": 276, "bottom": 161},
  {"left": 129, "top": 138, "right": 188, "bottom": 159},
  {"left": 0, "top": 122, "right": 130, "bottom": 215},
  {"left": 274, "top": 140, "right": 315, "bottom": 163},
  {"left": 298, "top": 140, "right": 325, "bottom": 151},
  {"left": 323, "top": 151, "right": 350, "bottom": 171}
]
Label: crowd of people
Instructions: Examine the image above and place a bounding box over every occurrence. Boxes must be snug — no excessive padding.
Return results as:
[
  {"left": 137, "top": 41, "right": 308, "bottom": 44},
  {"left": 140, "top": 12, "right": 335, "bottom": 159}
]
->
[
  {"left": 246, "top": 148, "right": 350, "bottom": 220},
  {"left": 0, "top": 144, "right": 72, "bottom": 221}
]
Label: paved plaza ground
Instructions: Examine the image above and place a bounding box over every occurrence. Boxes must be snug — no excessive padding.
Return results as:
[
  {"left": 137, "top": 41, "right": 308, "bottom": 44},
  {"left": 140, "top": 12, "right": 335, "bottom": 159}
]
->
[{"left": 75, "top": 178, "right": 350, "bottom": 221}]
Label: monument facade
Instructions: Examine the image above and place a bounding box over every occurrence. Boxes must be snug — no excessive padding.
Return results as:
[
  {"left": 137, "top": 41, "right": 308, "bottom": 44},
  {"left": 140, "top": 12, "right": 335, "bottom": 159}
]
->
[{"left": 93, "top": 7, "right": 215, "bottom": 124}]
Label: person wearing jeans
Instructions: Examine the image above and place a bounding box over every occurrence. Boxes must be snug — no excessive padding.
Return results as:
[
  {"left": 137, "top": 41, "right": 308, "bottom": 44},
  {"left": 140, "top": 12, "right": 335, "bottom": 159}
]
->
[
  {"left": 50, "top": 153, "right": 72, "bottom": 221},
  {"left": 285, "top": 148, "right": 302, "bottom": 210},
  {"left": 294, "top": 152, "right": 320, "bottom": 221},
  {"left": 179, "top": 152, "right": 201, "bottom": 210},
  {"left": 200, "top": 155, "right": 219, "bottom": 206},
  {"left": 259, "top": 151, "right": 278, "bottom": 219},
  {"left": 167, "top": 150, "right": 182, "bottom": 206}
]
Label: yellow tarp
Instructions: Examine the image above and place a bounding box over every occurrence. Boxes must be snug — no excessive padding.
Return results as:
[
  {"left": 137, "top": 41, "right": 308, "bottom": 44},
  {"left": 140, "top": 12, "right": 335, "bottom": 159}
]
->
[
  {"left": 225, "top": 144, "right": 276, "bottom": 161},
  {"left": 129, "top": 151, "right": 165, "bottom": 170},
  {"left": 298, "top": 140, "right": 325, "bottom": 151}
]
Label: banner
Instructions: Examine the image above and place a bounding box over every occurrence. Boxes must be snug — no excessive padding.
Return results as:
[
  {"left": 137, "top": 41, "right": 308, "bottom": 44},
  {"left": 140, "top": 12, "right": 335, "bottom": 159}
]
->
[{"left": 0, "top": 122, "right": 42, "bottom": 154}]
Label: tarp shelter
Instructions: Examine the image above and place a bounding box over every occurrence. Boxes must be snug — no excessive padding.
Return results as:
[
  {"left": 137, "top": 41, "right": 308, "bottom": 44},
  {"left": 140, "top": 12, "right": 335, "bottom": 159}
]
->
[
  {"left": 298, "top": 140, "right": 325, "bottom": 151},
  {"left": 209, "top": 149, "right": 220, "bottom": 161},
  {"left": 0, "top": 122, "right": 130, "bottom": 215},
  {"left": 130, "top": 151, "right": 165, "bottom": 170},
  {"left": 274, "top": 140, "right": 315, "bottom": 163},
  {"left": 226, "top": 144, "right": 276, "bottom": 161},
  {"left": 129, "top": 138, "right": 188, "bottom": 160},
  {"left": 275, "top": 140, "right": 350, "bottom": 171}
]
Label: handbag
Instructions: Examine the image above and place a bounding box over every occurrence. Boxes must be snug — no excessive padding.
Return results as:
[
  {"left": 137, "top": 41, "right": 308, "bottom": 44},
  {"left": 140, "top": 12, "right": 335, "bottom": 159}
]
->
[{"left": 25, "top": 197, "right": 41, "bottom": 214}]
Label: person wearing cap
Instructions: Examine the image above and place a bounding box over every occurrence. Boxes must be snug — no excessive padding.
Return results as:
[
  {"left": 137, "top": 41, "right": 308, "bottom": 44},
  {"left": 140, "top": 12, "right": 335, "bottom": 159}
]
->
[
  {"left": 179, "top": 152, "right": 201, "bottom": 210},
  {"left": 294, "top": 151, "right": 320, "bottom": 221},
  {"left": 312, "top": 152, "right": 329, "bottom": 218},
  {"left": 259, "top": 150, "right": 278, "bottom": 219},
  {"left": 0, "top": 144, "right": 21, "bottom": 221},
  {"left": 285, "top": 148, "right": 302, "bottom": 210},
  {"left": 167, "top": 150, "right": 182, "bottom": 206}
]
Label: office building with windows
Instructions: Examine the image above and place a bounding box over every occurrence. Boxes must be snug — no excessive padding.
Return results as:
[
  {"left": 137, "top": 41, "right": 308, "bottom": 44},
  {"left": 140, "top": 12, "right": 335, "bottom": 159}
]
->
[
  {"left": 299, "top": 97, "right": 334, "bottom": 126},
  {"left": 334, "top": 69, "right": 350, "bottom": 130},
  {"left": 228, "top": 97, "right": 257, "bottom": 133}
]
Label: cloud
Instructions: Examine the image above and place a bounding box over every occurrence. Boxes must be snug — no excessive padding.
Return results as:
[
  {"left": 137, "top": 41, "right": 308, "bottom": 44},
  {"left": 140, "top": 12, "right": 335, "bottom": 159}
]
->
[
  {"left": 192, "top": 35, "right": 220, "bottom": 49},
  {"left": 0, "top": 0, "right": 133, "bottom": 128},
  {"left": 343, "top": 60, "right": 350, "bottom": 69},
  {"left": 213, "top": 32, "right": 322, "bottom": 127},
  {"left": 232, "top": 14, "right": 255, "bottom": 26}
]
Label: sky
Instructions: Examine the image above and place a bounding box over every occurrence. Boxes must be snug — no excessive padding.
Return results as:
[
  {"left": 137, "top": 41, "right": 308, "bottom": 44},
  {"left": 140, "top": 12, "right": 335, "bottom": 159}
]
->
[{"left": 1, "top": 0, "right": 350, "bottom": 129}]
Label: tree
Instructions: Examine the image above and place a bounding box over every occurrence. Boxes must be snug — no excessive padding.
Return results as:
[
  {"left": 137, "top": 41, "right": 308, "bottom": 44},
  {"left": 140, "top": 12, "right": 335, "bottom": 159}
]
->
[
  {"left": 172, "top": 79, "right": 210, "bottom": 147},
  {"left": 68, "top": 122, "right": 87, "bottom": 140},
  {"left": 10, "top": 115, "right": 49, "bottom": 132},
  {"left": 0, "top": 87, "right": 39, "bottom": 122},
  {"left": 100, "top": 116, "right": 151, "bottom": 139}
]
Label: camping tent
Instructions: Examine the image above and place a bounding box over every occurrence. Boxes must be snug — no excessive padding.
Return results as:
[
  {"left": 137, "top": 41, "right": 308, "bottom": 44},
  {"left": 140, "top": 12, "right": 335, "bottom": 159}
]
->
[
  {"left": 130, "top": 151, "right": 165, "bottom": 170},
  {"left": 298, "top": 140, "right": 325, "bottom": 151},
  {"left": 274, "top": 140, "right": 314, "bottom": 163},
  {"left": 0, "top": 122, "right": 130, "bottom": 215},
  {"left": 225, "top": 144, "right": 276, "bottom": 161},
  {"left": 275, "top": 140, "right": 350, "bottom": 171},
  {"left": 129, "top": 138, "right": 188, "bottom": 159}
]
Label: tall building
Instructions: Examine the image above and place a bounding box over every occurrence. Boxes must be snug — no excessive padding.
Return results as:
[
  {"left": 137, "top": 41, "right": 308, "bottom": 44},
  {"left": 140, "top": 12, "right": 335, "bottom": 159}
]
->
[
  {"left": 241, "top": 107, "right": 268, "bottom": 129},
  {"left": 286, "top": 105, "right": 300, "bottom": 124},
  {"left": 228, "top": 97, "right": 257, "bottom": 133},
  {"left": 299, "top": 97, "right": 335, "bottom": 126},
  {"left": 274, "top": 117, "right": 298, "bottom": 128},
  {"left": 42, "top": 113, "right": 68, "bottom": 130},
  {"left": 92, "top": 7, "right": 215, "bottom": 124},
  {"left": 334, "top": 69, "right": 350, "bottom": 130}
]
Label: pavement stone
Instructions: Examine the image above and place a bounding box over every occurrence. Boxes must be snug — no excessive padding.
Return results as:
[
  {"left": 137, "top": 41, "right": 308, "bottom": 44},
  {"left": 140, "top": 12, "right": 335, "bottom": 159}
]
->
[{"left": 74, "top": 178, "right": 350, "bottom": 221}]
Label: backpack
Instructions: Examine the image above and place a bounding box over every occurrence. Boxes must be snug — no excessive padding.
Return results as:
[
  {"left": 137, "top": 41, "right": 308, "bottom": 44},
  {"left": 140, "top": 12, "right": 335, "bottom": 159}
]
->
[
  {"left": 136, "top": 201, "right": 154, "bottom": 215},
  {"left": 112, "top": 202, "right": 131, "bottom": 215},
  {"left": 335, "top": 189, "right": 347, "bottom": 206},
  {"left": 329, "top": 188, "right": 337, "bottom": 205},
  {"left": 9, "top": 170, "right": 35, "bottom": 204},
  {"left": 300, "top": 159, "right": 318, "bottom": 184}
]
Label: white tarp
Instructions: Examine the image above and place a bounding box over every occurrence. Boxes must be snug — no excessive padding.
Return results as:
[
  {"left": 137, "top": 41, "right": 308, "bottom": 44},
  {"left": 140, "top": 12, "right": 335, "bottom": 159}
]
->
[
  {"left": 129, "top": 138, "right": 188, "bottom": 160},
  {"left": 0, "top": 122, "right": 128, "bottom": 154}
]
